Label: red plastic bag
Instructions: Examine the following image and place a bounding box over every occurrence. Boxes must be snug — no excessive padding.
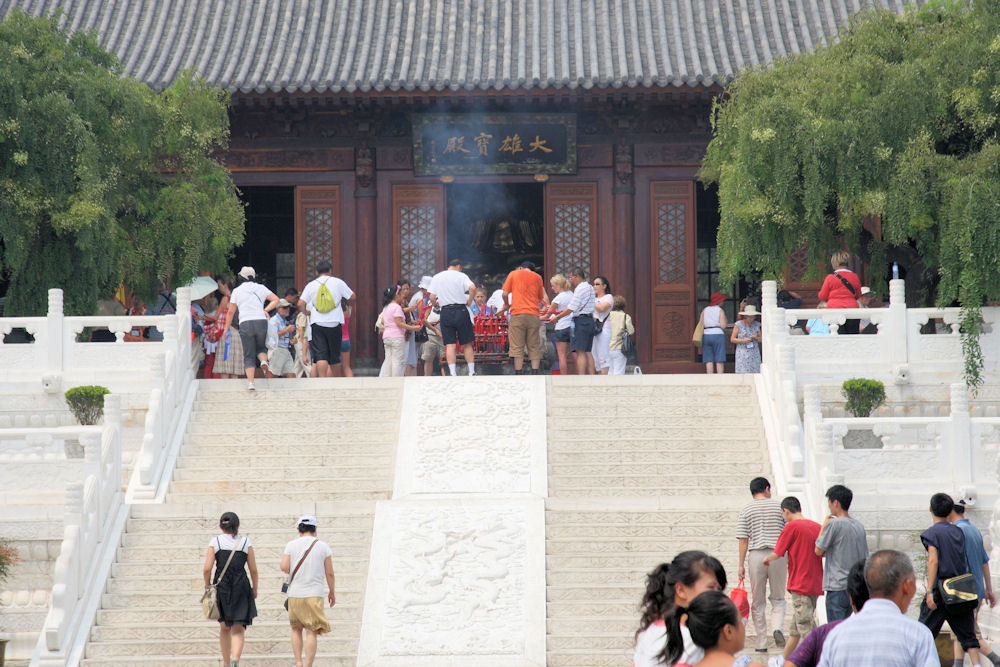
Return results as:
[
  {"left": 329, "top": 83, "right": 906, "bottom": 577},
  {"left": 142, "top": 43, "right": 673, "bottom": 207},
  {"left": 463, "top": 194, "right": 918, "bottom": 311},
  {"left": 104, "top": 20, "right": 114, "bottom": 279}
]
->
[{"left": 730, "top": 577, "right": 750, "bottom": 622}]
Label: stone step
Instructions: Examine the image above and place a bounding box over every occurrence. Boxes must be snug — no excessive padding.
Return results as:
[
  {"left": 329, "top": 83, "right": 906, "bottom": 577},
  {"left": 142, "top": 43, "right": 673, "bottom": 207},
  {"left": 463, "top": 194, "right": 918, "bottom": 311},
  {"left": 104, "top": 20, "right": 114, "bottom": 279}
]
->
[
  {"left": 548, "top": 428, "right": 764, "bottom": 444},
  {"left": 167, "top": 479, "right": 392, "bottom": 495},
  {"left": 104, "top": 574, "right": 366, "bottom": 594},
  {"left": 544, "top": 522, "right": 735, "bottom": 539},
  {"left": 195, "top": 388, "right": 400, "bottom": 402},
  {"left": 174, "top": 453, "right": 395, "bottom": 469},
  {"left": 547, "top": 479, "right": 751, "bottom": 492},
  {"left": 96, "top": 605, "right": 360, "bottom": 626},
  {"left": 188, "top": 406, "right": 401, "bottom": 422},
  {"left": 111, "top": 557, "right": 368, "bottom": 579},
  {"left": 119, "top": 529, "right": 373, "bottom": 549},
  {"left": 125, "top": 514, "right": 373, "bottom": 532},
  {"left": 128, "top": 501, "right": 376, "bottom": 520},
  {"left": 549, "top": 462, "right": 766, "bottom": 477},
  {"left": 545, "top": 510, "right": 744, "bottom": 524},
  {"left": 117, "top": 544, "right": 372, "bottom": 562},
  {"left": 546, "top": 569, "right": 648, "bottom": 586},
  {"left": 546, "top": 438, "right": 765, "bottom": 449},
  {"left": 100, "top": 590, "right": 362, "bottom": 609},
  {"left": 547, "top": 633, "right": 634, "bottom": 650},
  {"left": 180, "top": 437, "right": 396, "bottom": 451},
  {"left": 546, "top": 648, "right": 633, "bottom": 666},
  {"left": 90, "top": 619, "right": 361, "bottom": 641},
  {"left": 82, "top": 656, "right": 355, "bottom": 666},
  {"left": 546, "top": 617, "right": 638, "bottom": 635},
  {"left": 547, "top": 449, "right": 765, "bottom": 464},
  {"left": 186, "top": 422, "right": 400, "bottom": 436},
  {"left": 85, "top": 637, "right": 358, "bottom": 658},
  {"left": 165, "top": 490, "right": 392, "bottom": 504},
  {"left": 172, "top": 466, "right": 391, "bottom": 482},
  {"left": 546, "top": 585, "right": 648, "bottom": 602},
  {"left": 546, "top": 536, "right": 734, "bottom": 555}
]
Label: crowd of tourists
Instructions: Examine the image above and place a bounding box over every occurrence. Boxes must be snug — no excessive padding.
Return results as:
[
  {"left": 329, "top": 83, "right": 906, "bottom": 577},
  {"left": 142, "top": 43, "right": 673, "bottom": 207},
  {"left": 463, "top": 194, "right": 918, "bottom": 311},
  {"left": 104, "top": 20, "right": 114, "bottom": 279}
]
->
[
  {"left": 634, "top": 481, "right": 996, "bottom": 667},
  {"left": 202, "top": 482, "right": 996, "bottom": 667},
  {"left": 186, "top": 258, "right": 637, "bottom": 387}
]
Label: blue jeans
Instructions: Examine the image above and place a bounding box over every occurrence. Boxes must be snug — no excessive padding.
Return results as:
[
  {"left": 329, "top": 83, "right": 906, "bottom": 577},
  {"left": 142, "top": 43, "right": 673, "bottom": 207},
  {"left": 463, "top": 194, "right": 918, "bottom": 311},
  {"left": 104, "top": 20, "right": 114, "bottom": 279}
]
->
[{"left": 825, "top": 589, "right": 851, "bottom": 621}]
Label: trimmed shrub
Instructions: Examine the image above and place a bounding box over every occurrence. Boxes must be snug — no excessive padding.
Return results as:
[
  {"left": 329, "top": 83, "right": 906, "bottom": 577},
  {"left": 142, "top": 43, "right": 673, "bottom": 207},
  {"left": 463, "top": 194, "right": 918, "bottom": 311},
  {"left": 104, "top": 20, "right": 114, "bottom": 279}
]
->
[
  {"left": 0, "top": 538, "right": 17, "bottom": 583},
  {"left": 64, "top": 385, "right": 111, "bottom": 425},
  {"left": 842, "top": 378, "right": 887, "bottom": 418}
]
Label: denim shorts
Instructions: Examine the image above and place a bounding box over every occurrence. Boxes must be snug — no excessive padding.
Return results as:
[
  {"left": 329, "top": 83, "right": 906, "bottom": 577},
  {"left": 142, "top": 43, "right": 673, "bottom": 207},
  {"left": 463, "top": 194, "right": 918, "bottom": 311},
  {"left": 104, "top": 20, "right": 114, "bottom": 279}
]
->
[
  {"left": 701, "top": 332, "right": 726, "bottom": 363},
  {"left": 553, "top": 328, "right": 571, "bottom": 343},
  {"left": 571, "top": 315, "right": 595, "bottom": 352}
]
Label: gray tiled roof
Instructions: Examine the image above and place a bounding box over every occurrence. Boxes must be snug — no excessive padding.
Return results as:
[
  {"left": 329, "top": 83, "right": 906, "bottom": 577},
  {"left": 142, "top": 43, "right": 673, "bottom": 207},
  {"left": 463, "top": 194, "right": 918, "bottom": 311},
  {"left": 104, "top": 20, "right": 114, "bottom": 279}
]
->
[{"left": 3, "top": 0, "right": 919, "bottom": 95}]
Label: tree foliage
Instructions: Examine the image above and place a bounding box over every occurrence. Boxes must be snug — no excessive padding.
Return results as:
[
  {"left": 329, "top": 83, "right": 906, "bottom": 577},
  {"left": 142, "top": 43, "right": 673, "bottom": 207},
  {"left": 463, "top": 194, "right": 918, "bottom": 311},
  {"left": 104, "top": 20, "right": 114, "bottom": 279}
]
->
[
  {"left": 700, "top": 0, "right": 1000, "bottom": 386},
  {"left": 0, "top": 10, "right": 244, "bottom": 316}
]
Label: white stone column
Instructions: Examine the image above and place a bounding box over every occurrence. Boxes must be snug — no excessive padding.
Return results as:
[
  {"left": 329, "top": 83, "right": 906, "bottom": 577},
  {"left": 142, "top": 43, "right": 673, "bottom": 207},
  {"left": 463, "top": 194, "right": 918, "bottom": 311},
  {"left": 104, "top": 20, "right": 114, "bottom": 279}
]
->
[
  {"left": 43, "top": 288, "right": 64, "bottom": 393},
  {"left": 949, "top": 382, "right": 973, "bottom": 490},
  {"left": 887, "top": 279, "right": 908, "bottom": 367}
]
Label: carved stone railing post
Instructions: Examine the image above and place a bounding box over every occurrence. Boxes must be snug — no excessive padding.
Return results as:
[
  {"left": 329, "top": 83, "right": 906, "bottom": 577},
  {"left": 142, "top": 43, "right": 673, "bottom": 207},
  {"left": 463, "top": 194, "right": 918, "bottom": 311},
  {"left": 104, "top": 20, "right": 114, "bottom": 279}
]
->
[
  {"left": 950, "top": 382, "right": 973, "bottom": 492},
  {"left": 887, "top": 278, "right": 909, "bottom": 366},
  {"left": 761, "top": 281, "right": 784, "bottom": 365},
  {"left": 43, "top": 288, "right": 64, "bottom": 393}
]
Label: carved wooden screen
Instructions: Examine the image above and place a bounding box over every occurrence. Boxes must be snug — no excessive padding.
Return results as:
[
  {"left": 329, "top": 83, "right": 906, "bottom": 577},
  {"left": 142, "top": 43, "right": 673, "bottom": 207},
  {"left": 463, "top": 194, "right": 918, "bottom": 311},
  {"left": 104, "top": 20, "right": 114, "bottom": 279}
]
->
[
  {"left": 392, "top": 184, "right": 445, "bottom": 284},
  {"left": 650, "top": 181, "right": 697, "bottom": 363},
  {"left": 294, "top": 186, "right": 341, "bottom": 287},
  {"left": 545, "top": 182, "right": 597, "bottom": 279}
]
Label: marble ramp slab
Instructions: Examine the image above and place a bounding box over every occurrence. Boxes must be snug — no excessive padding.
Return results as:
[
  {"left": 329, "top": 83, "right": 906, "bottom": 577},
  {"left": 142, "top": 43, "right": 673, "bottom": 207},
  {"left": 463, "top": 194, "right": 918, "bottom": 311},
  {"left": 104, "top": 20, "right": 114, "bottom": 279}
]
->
[{"left": 359, "top": 377, "right": 548, "bottom": 666}]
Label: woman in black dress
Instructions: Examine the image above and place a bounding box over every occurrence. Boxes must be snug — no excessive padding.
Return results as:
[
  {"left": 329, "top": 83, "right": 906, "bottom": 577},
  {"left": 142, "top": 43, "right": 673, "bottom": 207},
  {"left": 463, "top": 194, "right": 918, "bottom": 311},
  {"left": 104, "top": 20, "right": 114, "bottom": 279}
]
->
[{"left": 202, "top": 512, "right": 258, "bottom": 667}]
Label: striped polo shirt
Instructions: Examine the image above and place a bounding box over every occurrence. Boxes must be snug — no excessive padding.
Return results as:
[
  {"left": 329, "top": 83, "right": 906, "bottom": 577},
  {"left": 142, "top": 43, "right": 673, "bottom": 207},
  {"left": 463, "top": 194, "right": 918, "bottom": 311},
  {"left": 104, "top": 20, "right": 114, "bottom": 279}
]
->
[{"left": 736, "top": 498, "right": 785, "bottom": 550}]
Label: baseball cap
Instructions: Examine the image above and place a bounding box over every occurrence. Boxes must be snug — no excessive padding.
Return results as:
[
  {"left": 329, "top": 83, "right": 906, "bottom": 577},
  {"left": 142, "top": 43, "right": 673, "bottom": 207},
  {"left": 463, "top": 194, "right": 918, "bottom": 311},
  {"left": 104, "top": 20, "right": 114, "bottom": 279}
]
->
[
  {"left": 277, "top": 298, "right": 291, "bottom": 307},
  {"left": 297, "top": 514, "right": 317, "bottom": 527},
  {"left": 860, "top": 286, "right": 871, "bottom": 295},
  {"left": 238, "top": 266, "right": 256, "bottom": 280}
]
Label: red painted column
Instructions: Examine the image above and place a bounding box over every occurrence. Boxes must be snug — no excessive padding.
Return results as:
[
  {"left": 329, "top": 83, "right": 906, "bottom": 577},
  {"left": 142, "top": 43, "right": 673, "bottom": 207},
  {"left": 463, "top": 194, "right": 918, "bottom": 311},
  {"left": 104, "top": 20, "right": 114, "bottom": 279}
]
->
[
  {"left": 354, "top": 143, "right": 378, "bottom": 363},
  {"left": 612, "top": 139, "right": 636, "bottom": 331}
]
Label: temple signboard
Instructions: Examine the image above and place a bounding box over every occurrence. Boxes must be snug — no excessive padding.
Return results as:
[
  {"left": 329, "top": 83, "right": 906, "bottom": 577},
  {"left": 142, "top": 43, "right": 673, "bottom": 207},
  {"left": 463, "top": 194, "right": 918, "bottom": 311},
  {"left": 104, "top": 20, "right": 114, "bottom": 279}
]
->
[{"left": 413, "top": 113, "right": 577, "bottom": 175}]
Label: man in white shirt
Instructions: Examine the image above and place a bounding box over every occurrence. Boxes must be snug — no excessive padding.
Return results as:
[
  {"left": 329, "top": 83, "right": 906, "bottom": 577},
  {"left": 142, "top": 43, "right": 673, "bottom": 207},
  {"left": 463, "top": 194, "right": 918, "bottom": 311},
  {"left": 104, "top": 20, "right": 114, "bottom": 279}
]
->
[
  {"left": 281, "top": 515, "right": 335, "bottom": 667},
  {"left": 554, "top": 266, "right": 596, "bottom": 374},
  {"left": 818, "top": 549, "right": 938, "bottom": 667},
  {"left": 427, "top": 259, "right": 477, "bottom": 376},
  {"left": 297, "top": 261, "right": 355, "bottom": 377}
]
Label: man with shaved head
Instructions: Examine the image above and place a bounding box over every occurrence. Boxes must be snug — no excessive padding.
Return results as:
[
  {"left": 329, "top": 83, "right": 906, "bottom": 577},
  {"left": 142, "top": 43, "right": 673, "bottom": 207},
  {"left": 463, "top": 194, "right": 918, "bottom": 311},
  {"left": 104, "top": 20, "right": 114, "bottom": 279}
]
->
[{"left": 817, "top": 549, "right": 937, "bottom": 666}]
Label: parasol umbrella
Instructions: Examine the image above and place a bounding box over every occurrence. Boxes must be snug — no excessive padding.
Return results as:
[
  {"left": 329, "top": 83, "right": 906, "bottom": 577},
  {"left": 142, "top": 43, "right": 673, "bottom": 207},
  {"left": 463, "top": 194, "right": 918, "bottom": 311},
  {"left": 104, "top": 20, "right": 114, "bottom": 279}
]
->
[{"left": 184, "top": 276, "right": 219, "bottom": 300}]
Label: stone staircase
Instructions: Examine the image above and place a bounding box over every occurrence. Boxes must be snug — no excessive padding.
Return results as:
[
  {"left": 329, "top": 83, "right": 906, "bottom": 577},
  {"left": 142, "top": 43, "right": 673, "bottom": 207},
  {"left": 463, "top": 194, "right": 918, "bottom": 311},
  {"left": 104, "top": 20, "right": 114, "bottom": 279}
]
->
[
  {"left": 82, "top": 379, "right": 402, "bottom": 665},
  {"left": 545, "top": 375, "right": 772, "bottom": 667}
]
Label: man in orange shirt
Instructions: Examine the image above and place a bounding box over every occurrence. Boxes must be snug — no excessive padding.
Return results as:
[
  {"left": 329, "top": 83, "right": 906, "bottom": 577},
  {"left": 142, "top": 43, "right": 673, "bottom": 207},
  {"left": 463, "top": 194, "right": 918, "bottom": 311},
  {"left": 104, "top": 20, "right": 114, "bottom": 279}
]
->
[{"left": 499, "top": 261, "right": 550, "bottom": 374}]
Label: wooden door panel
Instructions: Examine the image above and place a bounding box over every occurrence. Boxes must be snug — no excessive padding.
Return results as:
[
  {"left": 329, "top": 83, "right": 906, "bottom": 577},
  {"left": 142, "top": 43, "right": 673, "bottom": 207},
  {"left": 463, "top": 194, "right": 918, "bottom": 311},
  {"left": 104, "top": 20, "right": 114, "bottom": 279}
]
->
[
  {"left": 649, "top": 181, "right": 696, "bottom": 363},
  {"left": 392, "top": 184, "right": 446, "bottom": 283},
  {"left": 545, "top": 182, "right": 597, "bottom": 280},
  {"left": 294, "top": 186, "right": 340, "bottom": 288}
]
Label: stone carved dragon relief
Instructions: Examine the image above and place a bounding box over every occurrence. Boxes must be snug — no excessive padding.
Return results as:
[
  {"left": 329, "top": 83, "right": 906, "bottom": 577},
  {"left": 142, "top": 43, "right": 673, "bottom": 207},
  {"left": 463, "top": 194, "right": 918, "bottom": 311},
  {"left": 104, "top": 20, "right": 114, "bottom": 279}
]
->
[
  {"left": 409, "top": 379, "right": 536, "bottom": 494},
  {"left": 379, "top": 505, "right": 527, "bottom": 655}
]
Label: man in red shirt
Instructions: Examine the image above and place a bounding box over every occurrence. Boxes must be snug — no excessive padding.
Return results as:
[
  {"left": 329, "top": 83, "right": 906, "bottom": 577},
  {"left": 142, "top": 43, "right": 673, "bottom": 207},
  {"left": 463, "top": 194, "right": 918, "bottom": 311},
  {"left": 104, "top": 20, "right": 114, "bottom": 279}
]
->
[
  {"left": 499, "top": 261, "right": 550, "bottom": 374},
  {"left": 764, "top": 496, "right": 823, "bottom": 664}
]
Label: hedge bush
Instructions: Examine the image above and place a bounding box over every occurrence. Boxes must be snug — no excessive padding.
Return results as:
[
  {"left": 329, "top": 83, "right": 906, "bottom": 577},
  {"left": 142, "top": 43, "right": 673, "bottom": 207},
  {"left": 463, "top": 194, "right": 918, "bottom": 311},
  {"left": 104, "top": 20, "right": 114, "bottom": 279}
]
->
[
  {"left": 842, "top": 378, "right": 887, "bottom": 418},
  {"left": 64, "top": 385, "right": 111, "bottom": 425}
]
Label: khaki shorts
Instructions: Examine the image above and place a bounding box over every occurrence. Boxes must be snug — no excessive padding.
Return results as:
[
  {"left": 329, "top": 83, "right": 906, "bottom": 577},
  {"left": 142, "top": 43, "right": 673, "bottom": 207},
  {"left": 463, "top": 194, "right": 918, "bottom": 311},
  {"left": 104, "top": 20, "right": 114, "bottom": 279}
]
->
[
  {"left": 790, "top": 592, "right": 817, "bottom": 636},
  {"left": 287, "top": 596, "right": 330, "bottom": 634},
  {"left": 508, "top": 313, "right": 543, "bottom": 360},
  {"left": 267, "top": 346, "right": 294, "bottom": 376},
  {"left": 421, "top": 336, "right": 445, "bottom": 362}
]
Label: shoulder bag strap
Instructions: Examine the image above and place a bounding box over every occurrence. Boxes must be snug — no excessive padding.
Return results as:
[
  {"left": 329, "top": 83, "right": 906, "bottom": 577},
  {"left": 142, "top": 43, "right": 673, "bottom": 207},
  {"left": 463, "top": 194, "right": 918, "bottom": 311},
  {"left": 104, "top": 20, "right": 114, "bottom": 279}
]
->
[
  {"left": 288, "top": 539, "right": 319, "bottom": 587},
  {"left": 214, "top": 536, "right": 245, "bottom": 586},
  {"left": 835, "top": 272, "right": 857, "bottom": 298}
]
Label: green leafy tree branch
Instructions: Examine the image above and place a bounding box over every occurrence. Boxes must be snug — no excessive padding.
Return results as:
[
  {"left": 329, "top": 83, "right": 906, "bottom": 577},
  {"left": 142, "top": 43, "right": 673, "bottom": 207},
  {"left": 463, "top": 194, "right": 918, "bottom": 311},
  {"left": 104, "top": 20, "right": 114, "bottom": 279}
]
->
[
  {"left": 0, "top": 10, "right": 244, "bottom": 316},
  {"left": 700, "top": 0, "right": 1000, "bottom": 387}
]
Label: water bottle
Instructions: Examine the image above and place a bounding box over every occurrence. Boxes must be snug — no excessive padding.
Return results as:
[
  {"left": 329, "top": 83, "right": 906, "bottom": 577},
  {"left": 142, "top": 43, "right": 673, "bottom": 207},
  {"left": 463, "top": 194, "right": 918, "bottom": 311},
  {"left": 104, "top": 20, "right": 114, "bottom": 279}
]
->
[
  {"left": 892, "top": 262, "right": 899, "bottom": 281},
  {"left": 223, "top": 331, "right": 230, "bottom": 361}
]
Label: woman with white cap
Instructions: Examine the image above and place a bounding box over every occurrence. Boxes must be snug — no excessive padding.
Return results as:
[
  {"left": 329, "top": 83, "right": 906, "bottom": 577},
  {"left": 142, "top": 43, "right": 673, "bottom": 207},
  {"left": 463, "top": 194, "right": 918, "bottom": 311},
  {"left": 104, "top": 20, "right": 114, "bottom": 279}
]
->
[
  {"left": 282, "top": 514, "right": 335, "bottom": 667},
  {"left": 221, "top": 266, "right": 280, "bottom": 390},
  {"left": 730, "top": 305, "right": 762, "bottom": 374}
]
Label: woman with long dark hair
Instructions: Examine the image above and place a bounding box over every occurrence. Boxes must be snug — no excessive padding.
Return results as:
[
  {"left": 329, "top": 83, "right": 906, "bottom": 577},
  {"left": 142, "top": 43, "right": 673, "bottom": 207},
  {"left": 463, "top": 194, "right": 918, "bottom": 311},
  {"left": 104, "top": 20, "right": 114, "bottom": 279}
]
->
[
  {"left": 202, "top": 512, "right": 258, "bottom": 667},
  {"left": 633, "top": 551, "right": 727, "bottom": 666},
  {"left": 592, "top": 275, "right": 614, "bottom": 374},
  {"left": 663, "top": 591, "right": 764, "bottom": 667},
  {"left": 212, "top": 276, "right": 243, "bottom": 379}
]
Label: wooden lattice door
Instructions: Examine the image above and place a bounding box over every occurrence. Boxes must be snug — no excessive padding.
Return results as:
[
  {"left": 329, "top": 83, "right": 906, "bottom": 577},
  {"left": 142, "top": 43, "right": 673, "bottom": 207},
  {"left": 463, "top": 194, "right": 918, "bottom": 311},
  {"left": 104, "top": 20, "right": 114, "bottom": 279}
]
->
[
  {"left": 392, "top": 184, "right": 446, "bottom": 283},
  {"left": 545, "top": 182, "right": 597, "bottom": 279},
  {"left": 649, "top": 181, "right": 697, "bottom": 365},
  {"left": 294, "top": 186, "right": 341, "bottom": 287}
]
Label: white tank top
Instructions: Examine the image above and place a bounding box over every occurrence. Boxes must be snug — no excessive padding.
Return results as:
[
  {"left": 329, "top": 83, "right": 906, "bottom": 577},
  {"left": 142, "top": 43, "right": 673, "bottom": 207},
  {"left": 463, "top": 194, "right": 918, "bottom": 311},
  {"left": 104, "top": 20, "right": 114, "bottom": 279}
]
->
[{"left": 702, "top": 305, "right": 723, "bottom": 334}]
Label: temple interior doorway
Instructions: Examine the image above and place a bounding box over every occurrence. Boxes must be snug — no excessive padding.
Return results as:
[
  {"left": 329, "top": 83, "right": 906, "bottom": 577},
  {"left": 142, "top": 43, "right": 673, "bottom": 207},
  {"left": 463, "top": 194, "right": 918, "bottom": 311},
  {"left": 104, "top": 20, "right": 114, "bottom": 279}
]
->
[
  {"left": 231, "top": 186, "right": 295, "bottom": 295},
  {"left": 445, "top": 182, "right": 544, "bottom": 289}
]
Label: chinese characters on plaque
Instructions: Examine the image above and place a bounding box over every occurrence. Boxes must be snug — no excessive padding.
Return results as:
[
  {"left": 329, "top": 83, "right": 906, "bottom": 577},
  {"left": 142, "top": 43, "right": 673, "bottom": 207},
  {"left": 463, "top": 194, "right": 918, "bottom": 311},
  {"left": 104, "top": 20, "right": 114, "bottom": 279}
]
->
[{"left": 413, "top": 113, "right": 577, "bottom": 175}]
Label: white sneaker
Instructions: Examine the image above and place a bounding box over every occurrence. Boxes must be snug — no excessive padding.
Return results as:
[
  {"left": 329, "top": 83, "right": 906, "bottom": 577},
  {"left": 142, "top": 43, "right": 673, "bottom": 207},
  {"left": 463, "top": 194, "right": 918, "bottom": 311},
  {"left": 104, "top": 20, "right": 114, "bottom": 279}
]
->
[
  {"left": 247, "top": 382, "right": 255, "bottom": 391},
  {"left": 768, "top": 657, "right": 785, "bottom": 667}
]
